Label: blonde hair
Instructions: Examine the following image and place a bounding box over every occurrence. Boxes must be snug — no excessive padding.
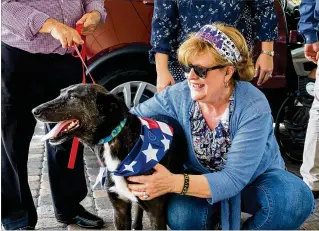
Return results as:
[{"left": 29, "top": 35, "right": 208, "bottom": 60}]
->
[{"left": 177, "top": 23, "right": 254, "bottom": 82}]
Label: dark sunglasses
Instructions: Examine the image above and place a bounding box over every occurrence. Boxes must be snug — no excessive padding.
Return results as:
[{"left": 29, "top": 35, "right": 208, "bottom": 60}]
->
[{"left": 180, "top": 63, "right": 225, "bottom": 79}]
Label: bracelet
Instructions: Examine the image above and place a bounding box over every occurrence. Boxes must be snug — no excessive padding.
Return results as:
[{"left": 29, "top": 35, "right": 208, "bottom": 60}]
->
[
  {"left": 261, "top": 50, "right": 275, "bottom": 57},
  {"left": 180, "top": 173, "right": 189, "bottom": 195}
]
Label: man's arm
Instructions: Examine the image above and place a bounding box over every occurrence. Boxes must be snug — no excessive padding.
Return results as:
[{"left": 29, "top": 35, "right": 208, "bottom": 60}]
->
[
  {"left": 298, "top": 0, "right": 319, "bottom": 44},
  {"left": 299, "top": 0, "right": 319, "bottom": 63},
  {"left": 83, "top": 0, "right": 107, "bottom": 23},
  {"left": 2, "top": 0, "right": 50, "bottom": 41}
]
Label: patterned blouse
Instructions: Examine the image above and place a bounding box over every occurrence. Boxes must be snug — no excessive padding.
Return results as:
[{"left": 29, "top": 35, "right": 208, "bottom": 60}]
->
[
  {"left": 150, "top": 0, "right": 278, "bottom": 63},
  {"left": 190, "top": 94, "right": 235, "bottom": 172}
]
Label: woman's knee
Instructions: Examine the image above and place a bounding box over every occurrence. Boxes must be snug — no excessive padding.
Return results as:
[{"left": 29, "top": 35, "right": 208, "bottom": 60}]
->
[
  {"left": 245, "top": 169, "right": 315, "bottom": 229},
  {"left": 167, "top": 203, "right": 201, "bottom": 230},
  {"left": 166, "top": 194, "right": 218, "bottom": 230},
  {"left": 279, "top": 177, "right": 315, "bottom": 229}
]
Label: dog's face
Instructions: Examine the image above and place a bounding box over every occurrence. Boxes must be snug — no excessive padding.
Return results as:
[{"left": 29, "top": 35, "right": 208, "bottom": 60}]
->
[{"left": 32, "top": 84, "right": 128, "bottom": 145}]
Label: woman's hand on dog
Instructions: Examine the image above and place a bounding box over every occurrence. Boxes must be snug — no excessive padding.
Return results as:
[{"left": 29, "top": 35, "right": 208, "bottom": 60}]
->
[{"left": 127, "top": 164, "right": 181, "bottom": 200}]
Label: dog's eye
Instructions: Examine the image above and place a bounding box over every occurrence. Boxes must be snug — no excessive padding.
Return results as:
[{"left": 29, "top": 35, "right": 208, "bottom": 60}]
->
[{"left": 69, "top": 95, "right": 78, "bottom": 100}]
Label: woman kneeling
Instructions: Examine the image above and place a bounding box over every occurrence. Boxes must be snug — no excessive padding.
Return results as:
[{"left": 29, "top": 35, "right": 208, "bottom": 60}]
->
[{"left": 129, "top": 23, "right": 314, "bottom": 230}]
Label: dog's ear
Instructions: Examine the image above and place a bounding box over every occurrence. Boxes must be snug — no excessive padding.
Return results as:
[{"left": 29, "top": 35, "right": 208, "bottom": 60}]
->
[
  {"left": 96, "top": 92, "right": 126, "bottom": 114},
  {"left": 96, "top": 92, "right": 115, "bottom": 108}
]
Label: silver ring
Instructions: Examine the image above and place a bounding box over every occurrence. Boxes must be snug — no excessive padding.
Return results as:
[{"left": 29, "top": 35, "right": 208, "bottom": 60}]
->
[
  {"left": 268, "top": 73, "right": 273, "bottom": 78},
  {"left": 143, "top": 191, "right": 149, "bottom": 199}
]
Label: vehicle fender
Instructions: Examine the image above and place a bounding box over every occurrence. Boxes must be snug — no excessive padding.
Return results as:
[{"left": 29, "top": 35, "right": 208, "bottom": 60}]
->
[{"left": 86, "top": 43, "right": 152, "bottom": 75}]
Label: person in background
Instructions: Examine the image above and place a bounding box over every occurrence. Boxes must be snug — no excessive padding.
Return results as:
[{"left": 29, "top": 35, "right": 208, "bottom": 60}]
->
[
  {"left": 1, "top": 1, "right": 106, "bottom": 229},
  {"left": 151, "top": 0, "right": 277, "bottom": 92},
  {"left": 129, "top": 23, "right": 314, "bottom": 230},
  {"left": 298, "top": 0, "right": 319, "bottom": 199}
]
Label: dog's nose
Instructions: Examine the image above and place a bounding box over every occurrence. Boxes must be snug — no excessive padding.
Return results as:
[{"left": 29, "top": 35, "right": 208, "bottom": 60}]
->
[{"left": 32, "top": 108, "right": 42, "bottom": 116}]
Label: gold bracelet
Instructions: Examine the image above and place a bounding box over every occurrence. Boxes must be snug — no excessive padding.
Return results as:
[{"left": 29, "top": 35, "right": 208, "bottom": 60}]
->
[{"left": 180, "top": 173, "right": 189, "bottom": 195}]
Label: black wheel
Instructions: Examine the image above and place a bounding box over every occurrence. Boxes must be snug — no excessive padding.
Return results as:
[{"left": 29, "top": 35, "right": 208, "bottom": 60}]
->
[
  {"left": 274, "top": 94, "right": 304, "bottom": 162},
  {"left": 274, "top": 77, "right": 315, "bottom": 163},
  {"left": 92, "top": 57, "right": 157, "bottom": 108}
]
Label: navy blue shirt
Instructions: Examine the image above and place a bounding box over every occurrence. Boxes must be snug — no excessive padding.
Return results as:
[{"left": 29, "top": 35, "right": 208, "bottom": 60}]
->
[{"left": 150, "top": 0, "right": 278, "bottom": 62}]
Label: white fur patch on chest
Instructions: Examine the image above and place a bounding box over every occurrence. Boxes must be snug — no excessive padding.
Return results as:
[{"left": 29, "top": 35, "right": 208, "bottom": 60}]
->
[{"left": 103, "top": 143, "right": 137, "bottom": 202}]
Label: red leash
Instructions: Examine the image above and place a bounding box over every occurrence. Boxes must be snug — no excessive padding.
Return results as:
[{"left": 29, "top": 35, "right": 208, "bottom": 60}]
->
[
  {"left": 72, "top": 24, "right": 96, "bottom": 84},
  {"left": 68, "top": 24, "right": 96, "bottom": 169}
]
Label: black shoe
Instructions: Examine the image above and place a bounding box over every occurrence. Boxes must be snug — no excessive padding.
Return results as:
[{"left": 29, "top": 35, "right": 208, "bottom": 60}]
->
[
  {"left": 56, "top": 207, "right": 104, "bottom": 229},
  {"left": 313, "top": 190, "right": 319, "bottom": 199}
]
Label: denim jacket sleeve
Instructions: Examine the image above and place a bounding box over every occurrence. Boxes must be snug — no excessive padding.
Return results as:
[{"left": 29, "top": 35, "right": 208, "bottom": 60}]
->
[
  {"left": 204, "top": 109, "right": 274, "bottom": 203},
  {"left": 149, "top": 0, "right": 179, "bottom": 63},
  {"left": 250, "top": 0, "right": 278, "bottom": 41},
  {"left": 298, "top": 0, "right": 319, "bottom": 44}
]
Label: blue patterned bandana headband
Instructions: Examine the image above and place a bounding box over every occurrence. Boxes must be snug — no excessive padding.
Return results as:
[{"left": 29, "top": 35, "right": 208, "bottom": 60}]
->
[{"left": 195, "top": 24, "right": 242, "bottom": 64}]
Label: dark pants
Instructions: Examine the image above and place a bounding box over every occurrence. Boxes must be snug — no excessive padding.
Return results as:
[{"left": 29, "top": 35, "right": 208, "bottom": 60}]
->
[{"left": 1, "top": 43, "right": 88, "bottom": 229}]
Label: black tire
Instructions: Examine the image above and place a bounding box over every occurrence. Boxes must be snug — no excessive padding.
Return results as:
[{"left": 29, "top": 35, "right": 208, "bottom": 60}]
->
[
  {"left": 98, "top": 68, "right": 156, "bottom": 90},
  {"left": 91, "top": 56, "right": 157, "bottom": 106},
  {"left": 274, "top": 76, "right": 315, "bottom": 163},
  {"left": 274, "top": 93, "right": 309, "bottom": 163}
]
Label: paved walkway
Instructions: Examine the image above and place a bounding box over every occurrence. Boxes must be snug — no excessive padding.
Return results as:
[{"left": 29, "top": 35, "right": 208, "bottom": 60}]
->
[{"left": 29, "top": 123, "right": 318, "bottom": 230}]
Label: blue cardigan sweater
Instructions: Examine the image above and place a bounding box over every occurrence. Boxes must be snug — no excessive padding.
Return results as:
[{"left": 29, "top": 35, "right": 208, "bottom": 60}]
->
[{"left": 130, "top": 81, "right": 285, "bottom": 229}]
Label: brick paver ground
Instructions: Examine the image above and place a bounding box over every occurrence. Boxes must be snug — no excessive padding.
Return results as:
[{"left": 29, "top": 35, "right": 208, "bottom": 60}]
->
[{"left": 28, "top": 123, "right": 318, "bottom": 230}]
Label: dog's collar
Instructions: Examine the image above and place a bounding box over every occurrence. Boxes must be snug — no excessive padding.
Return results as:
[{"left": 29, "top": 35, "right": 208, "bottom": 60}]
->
[{"left": 98, "top": 118, "right": 127, "bottom": 144}]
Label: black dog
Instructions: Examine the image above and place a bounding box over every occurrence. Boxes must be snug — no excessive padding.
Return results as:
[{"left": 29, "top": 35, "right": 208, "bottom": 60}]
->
[{"left": 32, "top": 83, "right": 187, "bottom": 230}]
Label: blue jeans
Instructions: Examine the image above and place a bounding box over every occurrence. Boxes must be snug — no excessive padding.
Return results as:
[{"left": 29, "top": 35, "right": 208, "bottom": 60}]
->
[{"left": 167, "top": 169, "right": 314, "bottom": 230}]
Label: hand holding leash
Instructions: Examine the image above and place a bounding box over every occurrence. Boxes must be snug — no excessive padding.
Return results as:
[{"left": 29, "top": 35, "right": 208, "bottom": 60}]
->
[
  {"left": 76, "top": 10, "right": 101, "bottom": 35},
  {"left": 39, "top": 18, "right": 84, "bottom": 48}
]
